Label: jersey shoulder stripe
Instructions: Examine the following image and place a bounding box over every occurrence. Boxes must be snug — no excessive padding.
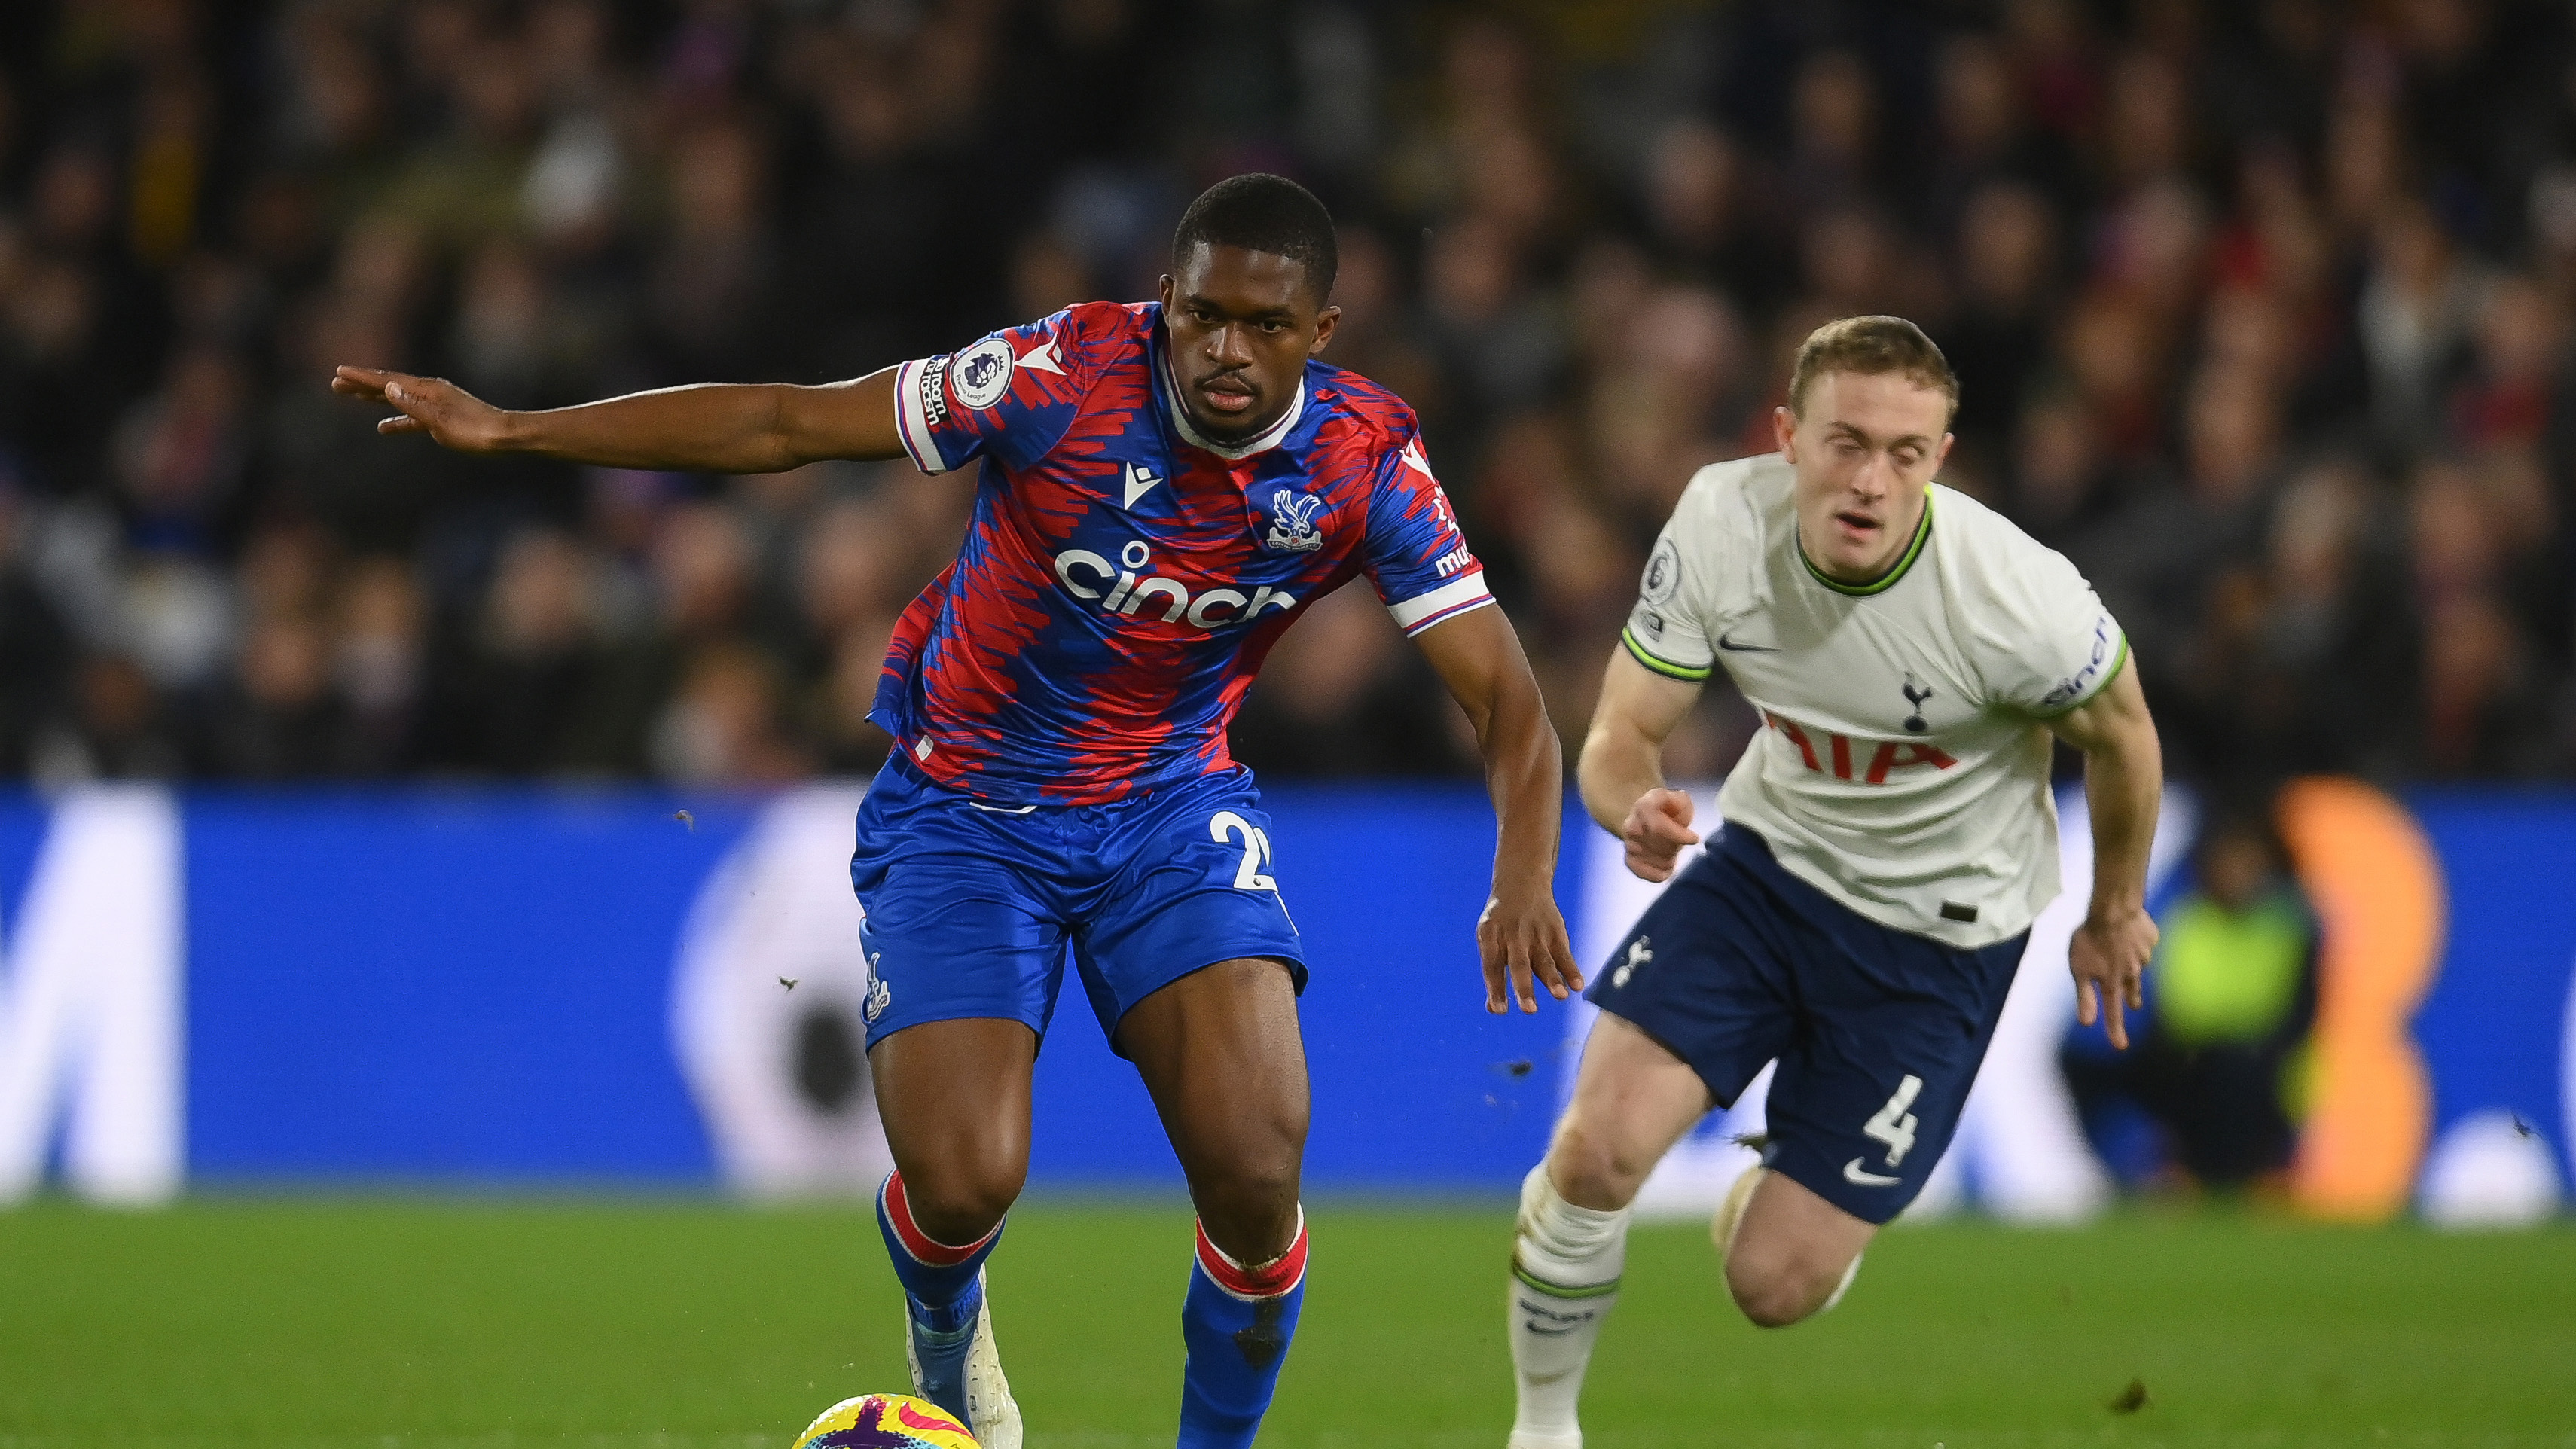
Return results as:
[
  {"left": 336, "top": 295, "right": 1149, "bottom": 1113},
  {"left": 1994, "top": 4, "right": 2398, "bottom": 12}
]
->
[{"left": 1622, "top": 625, "right": 1712, "bottom": 680}]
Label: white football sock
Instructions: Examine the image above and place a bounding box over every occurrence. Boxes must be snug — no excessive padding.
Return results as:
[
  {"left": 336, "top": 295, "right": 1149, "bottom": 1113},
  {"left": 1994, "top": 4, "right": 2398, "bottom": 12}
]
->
[
  {"left": 1818, "top": 1250, "right": 1863, "bottom": 1314},
  {"left": 1507, "top": 1161, "right": 1629, "bottom": 1447}
]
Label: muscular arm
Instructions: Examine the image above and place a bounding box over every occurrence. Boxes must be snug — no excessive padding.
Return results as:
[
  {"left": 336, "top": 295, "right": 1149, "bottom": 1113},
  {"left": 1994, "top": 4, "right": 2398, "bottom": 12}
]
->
[
  {"left": 330, "top": 365, "right": 908, "bottom": 474},
  {"left": 2046, "top": 654, "right": 2163, "bottom": 1049},
  {"left": 1579, "top": 647, "right": 1707, "bottom": 883},
  {"left": 1412, "top": 606, "right": 1581, "bottom": 1014}
]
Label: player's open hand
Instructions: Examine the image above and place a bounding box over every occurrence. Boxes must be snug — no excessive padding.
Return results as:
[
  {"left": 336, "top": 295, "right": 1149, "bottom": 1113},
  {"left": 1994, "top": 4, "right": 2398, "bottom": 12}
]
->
[
  {"left": 332, "top": 367, "right": 511, "bottom": 453},
  {"left": 2070, "top": 903, "right": 2158, "bottom": 1050},
  {"left": 1478, "top": 883, "right": 1581, "bottom": 1014},
  {"left": 1621, "top": 787, "right": 1701, "bottom": 883}
]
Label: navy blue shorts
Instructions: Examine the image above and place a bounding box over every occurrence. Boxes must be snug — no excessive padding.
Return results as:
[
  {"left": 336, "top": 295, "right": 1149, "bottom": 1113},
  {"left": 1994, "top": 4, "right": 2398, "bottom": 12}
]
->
[
  {"left": 849, "top": 757, "right": 1306, "bottom": 1055},
  {"left": 1586, "top": 825, "right": 2027, "bottom": 1225}
]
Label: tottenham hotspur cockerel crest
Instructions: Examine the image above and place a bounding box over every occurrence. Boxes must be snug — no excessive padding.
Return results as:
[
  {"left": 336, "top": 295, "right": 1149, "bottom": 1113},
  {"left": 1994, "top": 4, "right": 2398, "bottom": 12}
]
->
[{"left": 1264, "top": 490, "right": 1328, "bottom": 553}]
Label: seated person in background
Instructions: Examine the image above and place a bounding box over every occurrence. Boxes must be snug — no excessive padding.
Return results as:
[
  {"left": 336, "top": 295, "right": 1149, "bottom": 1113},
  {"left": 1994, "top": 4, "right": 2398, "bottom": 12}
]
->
[{"left": 2062, "top": 804, "right": 2318, "bottom": 1192}]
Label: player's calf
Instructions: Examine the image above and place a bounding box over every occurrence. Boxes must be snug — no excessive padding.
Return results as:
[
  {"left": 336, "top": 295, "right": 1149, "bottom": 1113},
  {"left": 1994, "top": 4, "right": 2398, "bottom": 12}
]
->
[
  {"left": 1121, "top": 957, "right": 1314, "bottom": 1449},
  {"left": 877, "top": 1170, "right": 1021, "bottom": 1446},
  {"left": 1175, "top": 1148, "right": 1307, "bottom": 1449},
  {"left": 1508, "top": 1162, "right": 1630, "bottom": 1449},
  {"left": 1179, "top": 1206, "right": 1310, "bottom": 1449}
]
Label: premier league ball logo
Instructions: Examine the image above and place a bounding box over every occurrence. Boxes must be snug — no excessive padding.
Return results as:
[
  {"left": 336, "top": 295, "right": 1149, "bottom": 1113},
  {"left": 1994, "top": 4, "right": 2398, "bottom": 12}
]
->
[{"left": 951, "top": 337, "right": 1015, "bottom": 410}]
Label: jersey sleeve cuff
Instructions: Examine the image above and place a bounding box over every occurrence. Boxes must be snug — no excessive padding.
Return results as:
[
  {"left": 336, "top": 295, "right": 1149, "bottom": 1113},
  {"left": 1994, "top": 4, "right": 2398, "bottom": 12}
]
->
[
  {"left": 1622, "top": 626, "right": 1713, "bottom": 681},
  {"left": 1387, "top": 571, "right": 1494, "bottom": 636},
  {"left": 893, "top": 358, "right": 954, "bottom": 475},
  {"left": 2030, "top": 630, "right": 2129, "bottom": 717}
]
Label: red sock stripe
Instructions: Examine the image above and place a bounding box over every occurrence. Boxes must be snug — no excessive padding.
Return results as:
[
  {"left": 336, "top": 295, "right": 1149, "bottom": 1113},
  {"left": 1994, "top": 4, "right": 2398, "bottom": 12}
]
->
[
  {"left": 882, "top": 1170, "right": 998, "bottom": 1268},
  {"left": 1194, "top": 1219, "right": 1308, "bottom": 1300}
]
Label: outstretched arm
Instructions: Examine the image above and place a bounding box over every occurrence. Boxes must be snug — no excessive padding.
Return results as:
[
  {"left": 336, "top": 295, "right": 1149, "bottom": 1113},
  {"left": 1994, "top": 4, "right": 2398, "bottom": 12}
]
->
[
  {"left": 1412, "top": 606, "right": 1581, "bottom": 1014},
  {"left": 2046, "top": 654, "right": 2163, "bottom": 1049},
  {"left": 1579, "top": 645, "right": 1706, "bottom": 883},
  {"left": 331, "top": 365, "right": 908, "bottom": 474}
]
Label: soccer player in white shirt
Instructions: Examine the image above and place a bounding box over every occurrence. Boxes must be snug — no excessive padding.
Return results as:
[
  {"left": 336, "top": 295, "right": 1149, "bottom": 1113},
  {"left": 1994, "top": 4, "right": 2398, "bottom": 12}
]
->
[{"left": 1503, "top": 316, "right": 2163, "bottom": 1449}]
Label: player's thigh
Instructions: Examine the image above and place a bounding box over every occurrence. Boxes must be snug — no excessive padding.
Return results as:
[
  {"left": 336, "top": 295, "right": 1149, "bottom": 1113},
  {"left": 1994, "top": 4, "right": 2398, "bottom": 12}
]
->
[
  {"left": 1549, "top": 1010, "right": 1719, "bottom": 1210},
  {"left": 851, "top": 774, "right": 1070, "bottom": 1212},
  {"left": 1074, "top": 767, "right": 1308, "bottom": 1054},
  {"left": 1582, "top": 838, "right": 1801, "bottom": 1100},
  {"left": 1119, "top": 956, "right": 1308, "bottom": 1261},
  {"left": 868, "top": 1016, "right": 1039, "bottom": 1203},
  {"left": 1761, "top": 926, "right": 2026, "bottom": 1226},
  {"left": 1119, "top": 954, "right": 1310, "bottom": 1172},
  {"left": 852, "top": 761, "right": 1074, "bottom": 1051}
]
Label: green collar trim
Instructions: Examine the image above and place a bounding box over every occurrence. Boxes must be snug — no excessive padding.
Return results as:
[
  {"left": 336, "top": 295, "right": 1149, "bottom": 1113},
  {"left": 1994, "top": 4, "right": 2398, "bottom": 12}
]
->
[{"left": 1799, "top": 489, "right": 1934, "bottom": 597}]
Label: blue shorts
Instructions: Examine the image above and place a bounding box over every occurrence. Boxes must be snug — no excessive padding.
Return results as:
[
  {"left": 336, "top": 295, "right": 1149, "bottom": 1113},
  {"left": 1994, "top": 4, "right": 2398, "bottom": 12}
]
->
[
  {"left": 1586, "top": 824, "right": 2027, "bottom": 1225},
  {"left": 849, "top": 756, "right": 1306, "bottom": 1055}
]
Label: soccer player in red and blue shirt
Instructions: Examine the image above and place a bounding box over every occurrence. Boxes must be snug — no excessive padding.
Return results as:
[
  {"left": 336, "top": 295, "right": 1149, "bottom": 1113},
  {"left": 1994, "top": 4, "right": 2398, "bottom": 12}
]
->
[{"left": 339, "top": 174, "right": 1583, "bottom": 1449}]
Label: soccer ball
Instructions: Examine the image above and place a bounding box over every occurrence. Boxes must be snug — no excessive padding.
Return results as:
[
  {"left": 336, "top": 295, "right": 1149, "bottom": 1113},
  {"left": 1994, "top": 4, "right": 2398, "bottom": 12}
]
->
[{"left": 790, "top": 1393, "right": 980, "bottom": 1448}]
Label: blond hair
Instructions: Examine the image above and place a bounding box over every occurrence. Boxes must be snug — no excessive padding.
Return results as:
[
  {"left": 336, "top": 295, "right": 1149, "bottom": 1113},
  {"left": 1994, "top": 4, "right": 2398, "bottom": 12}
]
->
[{"left": 1787, "top": 315, "right": 1958, "bottom": 420}]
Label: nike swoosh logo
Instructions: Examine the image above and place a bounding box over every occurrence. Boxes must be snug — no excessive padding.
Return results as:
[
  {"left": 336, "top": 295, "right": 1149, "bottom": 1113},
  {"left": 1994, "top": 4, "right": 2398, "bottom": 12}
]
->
[
  {"left": 1843, "top": 1157, "right": 1902, "bottom": 1187},
  {"left": 1717, "top": 633, "right": 1779, "bottom": 652},
  {"left": 1522, "top": 1322, "right": 1584, "bottom": 1337}
]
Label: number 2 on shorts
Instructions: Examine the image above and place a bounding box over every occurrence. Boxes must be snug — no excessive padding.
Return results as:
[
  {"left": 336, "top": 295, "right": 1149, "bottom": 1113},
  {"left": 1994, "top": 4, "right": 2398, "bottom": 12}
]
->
[
  {"left": 1209, "top": 810, "right": 1279, "bottom": 892},
  {"left": 1863, "top": 1074, "right": 1924, "bottom": 1167}
]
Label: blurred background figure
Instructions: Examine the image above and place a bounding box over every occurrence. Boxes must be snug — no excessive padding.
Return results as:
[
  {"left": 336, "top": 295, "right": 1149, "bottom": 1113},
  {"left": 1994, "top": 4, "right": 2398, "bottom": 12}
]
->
[{"left": 2063, "top": 805, "right": 2321, "bottom": 1194}]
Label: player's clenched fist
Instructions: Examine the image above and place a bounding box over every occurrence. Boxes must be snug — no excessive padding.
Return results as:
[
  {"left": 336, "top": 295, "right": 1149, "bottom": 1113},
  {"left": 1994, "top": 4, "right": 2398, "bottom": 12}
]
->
[
  {"left": 1620, "top": 787, "right": 1701, "bottom": 883},
  {"left": 332, "top": 367, "right": 512, "bottom": 452}
]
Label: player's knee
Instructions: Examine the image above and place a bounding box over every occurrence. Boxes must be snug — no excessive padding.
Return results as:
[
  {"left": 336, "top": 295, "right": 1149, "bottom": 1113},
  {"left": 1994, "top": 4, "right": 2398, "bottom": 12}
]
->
[
  {"left": 1546, "top": 1121, "right": 1649, "bottom": 1210},
  {"left": 1186, "top": 1136, "right": 1305, "bottom": 1258},
  {"left": 1192, "top": 1149, "right": 1301, "bottom": 1226},
  {"left": 903, "top": 1147, "right": 1027, "bottom": 1242},
  {"left": 1723, "top": 1247, "right": 1842, "bottom": 1329}
]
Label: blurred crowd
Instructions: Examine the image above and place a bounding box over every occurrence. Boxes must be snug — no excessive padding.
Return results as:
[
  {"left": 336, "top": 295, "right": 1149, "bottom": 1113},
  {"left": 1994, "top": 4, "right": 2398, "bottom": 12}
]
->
[{"left": 3, "top": 0, "right": 2574, "bottom": 786}]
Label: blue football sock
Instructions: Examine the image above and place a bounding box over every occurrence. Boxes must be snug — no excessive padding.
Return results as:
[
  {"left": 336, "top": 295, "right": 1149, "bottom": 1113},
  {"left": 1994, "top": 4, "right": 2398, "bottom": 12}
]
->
[
  {"left": 1177, "top": 1211, "right": 1308, "bottom": 1449},
  {"left": 877, "top": 1170, "right": 1003, "bottom": 1421}
]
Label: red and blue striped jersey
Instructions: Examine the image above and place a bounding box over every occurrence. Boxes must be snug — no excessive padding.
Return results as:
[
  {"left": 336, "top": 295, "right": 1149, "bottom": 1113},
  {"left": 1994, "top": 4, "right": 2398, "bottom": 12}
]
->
[{"left": 877, "top": 300, "right": 1492, "bottom": 805}]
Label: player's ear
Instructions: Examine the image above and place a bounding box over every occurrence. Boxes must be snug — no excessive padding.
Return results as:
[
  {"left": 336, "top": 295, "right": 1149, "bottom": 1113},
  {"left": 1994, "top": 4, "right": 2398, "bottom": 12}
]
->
[
  {"left": 1157, "top": 274, "right": 1175, "bottom": 310},
  {"left": 1772, "top": 404, "right": 1798, "bottom": 461},
  {"left": 1934, "top": 432, "right": 1955, "bottom": 470},
  {"left": 1308, "top": 304, "right": 1340, "bottom": 356}
]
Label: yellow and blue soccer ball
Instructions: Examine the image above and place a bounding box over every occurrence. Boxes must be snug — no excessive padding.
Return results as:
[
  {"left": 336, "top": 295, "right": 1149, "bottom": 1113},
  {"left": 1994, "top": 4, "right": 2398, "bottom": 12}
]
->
[{"left": 791, "top": 1393, "right": 979, "bottom": 1449}]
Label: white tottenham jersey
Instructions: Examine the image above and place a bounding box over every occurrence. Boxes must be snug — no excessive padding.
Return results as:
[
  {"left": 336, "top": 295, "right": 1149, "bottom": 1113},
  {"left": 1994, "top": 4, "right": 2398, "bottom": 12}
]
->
[{"left": 1623, "top": 453, "right": 2127, "bottom": 949}]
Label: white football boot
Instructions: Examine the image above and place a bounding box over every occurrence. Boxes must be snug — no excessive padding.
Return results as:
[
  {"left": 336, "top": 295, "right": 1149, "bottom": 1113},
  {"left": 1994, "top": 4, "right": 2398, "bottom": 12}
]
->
[{"left": 904, "top": 1269, "right": 1022, "bottom": 1449}]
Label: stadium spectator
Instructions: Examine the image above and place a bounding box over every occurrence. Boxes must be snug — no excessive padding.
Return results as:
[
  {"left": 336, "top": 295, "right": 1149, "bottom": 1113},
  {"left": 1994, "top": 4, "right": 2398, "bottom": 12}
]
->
[
  {"left": 0, "top": 0, "right": 2572, "bottom": 783},
  {"left": 2062, "top": 805, "right": 2320, "bottom": 1192}
]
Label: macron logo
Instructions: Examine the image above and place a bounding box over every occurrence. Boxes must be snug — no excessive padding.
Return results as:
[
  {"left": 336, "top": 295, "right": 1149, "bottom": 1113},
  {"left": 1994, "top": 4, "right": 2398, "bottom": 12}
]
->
[
  {"left": 1017, "top": 335, "right": 1067, "bottom": 375},
  {"left": 1122, "top": 462, "right": 1163, "bottom": 508}
]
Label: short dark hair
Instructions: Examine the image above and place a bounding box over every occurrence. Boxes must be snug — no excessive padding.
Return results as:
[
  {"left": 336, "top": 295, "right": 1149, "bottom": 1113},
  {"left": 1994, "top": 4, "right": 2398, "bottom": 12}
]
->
[
  {"left": 1170, "top": 174, "right": 1338, "bottom": 302},
  {"left": 1788, "top": 315, "right": 1959, "bottom": 420}
]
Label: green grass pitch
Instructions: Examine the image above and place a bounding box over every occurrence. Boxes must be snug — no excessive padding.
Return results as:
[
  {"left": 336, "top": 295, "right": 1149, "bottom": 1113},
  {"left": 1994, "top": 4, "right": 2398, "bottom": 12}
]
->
[{"left": 3, "top": 1199, "right": 2572, "bottom": 1447}]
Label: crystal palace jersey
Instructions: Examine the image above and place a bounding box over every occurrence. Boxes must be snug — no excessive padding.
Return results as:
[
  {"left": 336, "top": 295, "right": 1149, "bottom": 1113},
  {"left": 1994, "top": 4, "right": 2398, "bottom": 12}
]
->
[
  {"left": 1622, "top": 453, "right": 2128, "bottom": 948},
  {"left": 874, "top": 300, "right": 1492, "bottom": 805}
]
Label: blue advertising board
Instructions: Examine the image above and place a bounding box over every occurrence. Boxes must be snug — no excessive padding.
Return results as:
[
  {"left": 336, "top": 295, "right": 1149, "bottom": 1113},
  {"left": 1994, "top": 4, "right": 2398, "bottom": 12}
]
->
[{"left": 0, "top": 781, "right": 2567, "bottom": 1213}]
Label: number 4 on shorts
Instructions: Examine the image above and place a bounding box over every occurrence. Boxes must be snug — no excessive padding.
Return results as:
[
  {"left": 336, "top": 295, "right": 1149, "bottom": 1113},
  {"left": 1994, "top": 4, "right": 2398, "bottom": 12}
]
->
[{"left": 1863, "top": 1074, "right": 1924, "bottom": 1167}]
